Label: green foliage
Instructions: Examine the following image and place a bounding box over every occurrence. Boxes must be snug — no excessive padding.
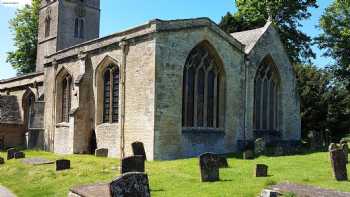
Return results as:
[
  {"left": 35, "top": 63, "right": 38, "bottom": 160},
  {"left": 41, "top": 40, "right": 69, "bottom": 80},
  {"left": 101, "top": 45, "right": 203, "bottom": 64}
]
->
[
  {"left": 0, "top": 151, "right": 350, "bottom": 196},
  {"left": 294, "top": 64, "right": 330, "bottom": 139},
  {"left": 6, "top": 0, "right": 40, "bottom": 75},
  {"left": 219, "top": 0, "right": 317, "bottom": 64},
  {"left": 295, "top": 64, "right": 350, "bottom": 141},
  {"left": 316, "top": 0, "right": 350, "bottom": 90}
]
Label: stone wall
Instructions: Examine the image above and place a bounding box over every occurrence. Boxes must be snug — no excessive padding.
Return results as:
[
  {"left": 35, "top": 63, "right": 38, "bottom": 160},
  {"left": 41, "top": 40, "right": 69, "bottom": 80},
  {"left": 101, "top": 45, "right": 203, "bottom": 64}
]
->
[
  {"left": 154, "top": 26, "right": 245, "bottom": 160},
  {"left": 245, "top": 25, "right": 301, "bottom": 141}
]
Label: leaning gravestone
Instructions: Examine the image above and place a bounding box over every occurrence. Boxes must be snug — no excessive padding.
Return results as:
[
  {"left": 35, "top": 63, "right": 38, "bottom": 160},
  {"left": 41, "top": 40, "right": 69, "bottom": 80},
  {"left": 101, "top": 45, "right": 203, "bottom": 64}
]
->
[
  {"left": 132, "top": 141, "right": 147, "bottom": 161},
  {"left": 254, "top": 138, "right": 266, "bottom": 156},
  {"left": 217, "top": 156, "right": 229, "bottom": 168},
  {"left": 95, "top": 148, "right": 108, "bottom": 157},
  {"left": 243, "top": 150, "right": 254, "bottom": 160},
  {"left": 0, "top": 157, "right": 4, "bottom": 164},
  {"left": 329, "top": 148, "right": 348, "bottom": 181},
  {"left": 255, "top": 164, "right": 268, "bottom": 177},
  {"left": 110, "top": 172, "right": 150, "bottom": 197},
  {"left": 14, "top": 151, "right": 25, "bottom": 159},
  {"left": 7, "top": 148, "right": 17, "bottom": 160},
  {"left": 199, "top": 152, "right": 220, "bottom": 182},
  {"left": 56, "top": 159, "right": 71, "bottom": 171},
  {"left": 121, "top": 155, "right": 145, "bottom": 174},
  {"left": 341, "top": 142, "right": 348, "bottom": 163}
]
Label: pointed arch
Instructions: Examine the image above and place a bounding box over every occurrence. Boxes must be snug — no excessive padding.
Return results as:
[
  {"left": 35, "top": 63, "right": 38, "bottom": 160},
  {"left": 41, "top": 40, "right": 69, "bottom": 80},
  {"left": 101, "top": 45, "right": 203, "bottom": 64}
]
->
[
  {"left": 22, "top": 88, "right": 35, "bottom": 129},
  {"left": 56, "top": 67, "right": 73, "bottom": 123},
  {"left": 253, "top": 55, "right": 281, "bottom": 132},
  {"left": 95, "top": 55, "right": 120, "bottom": 124},
  {"left": 182, "top": 40, "right": 225, "bottom": 129}
]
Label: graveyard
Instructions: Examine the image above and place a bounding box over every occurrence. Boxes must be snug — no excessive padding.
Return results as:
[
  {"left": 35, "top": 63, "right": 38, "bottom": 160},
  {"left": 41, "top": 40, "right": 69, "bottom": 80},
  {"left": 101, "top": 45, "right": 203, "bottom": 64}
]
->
[{"left": 0, "top": 150, "right": 349, "bottom": 197}]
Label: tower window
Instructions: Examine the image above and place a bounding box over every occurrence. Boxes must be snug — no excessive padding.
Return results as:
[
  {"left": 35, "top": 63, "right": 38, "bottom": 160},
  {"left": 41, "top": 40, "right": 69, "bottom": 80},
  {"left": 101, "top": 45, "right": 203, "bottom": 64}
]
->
[
  {"left": 61, "top": 76, "right": 72, "bottom": 123},
  {"left": 45, "top": 16, "right": 51, "bottom": 38},
  {"left": 74, "top": 18, "right": 84, "bottom": 39}
]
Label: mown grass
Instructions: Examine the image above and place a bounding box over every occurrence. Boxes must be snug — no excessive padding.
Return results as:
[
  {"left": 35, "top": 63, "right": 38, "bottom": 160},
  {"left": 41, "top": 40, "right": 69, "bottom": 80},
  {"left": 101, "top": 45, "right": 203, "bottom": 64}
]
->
[{"left": 0, "top": 151, "right": 349, "bottom": 197}]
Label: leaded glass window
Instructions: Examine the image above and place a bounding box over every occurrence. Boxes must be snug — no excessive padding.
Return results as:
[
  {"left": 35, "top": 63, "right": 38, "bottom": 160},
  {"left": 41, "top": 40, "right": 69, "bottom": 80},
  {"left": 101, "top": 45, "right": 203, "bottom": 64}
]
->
[
  {"left": 102, "top": 65, "right": 119, "bottom": 123},
  {"left": 254, "top": 60, "right": 280, "bottom": 131},
  {"left": 62, "top": 76, "right": 71, "bottom": 123},
  {"left": 182, "top": 43, "right": 223, "bottom": 129}
]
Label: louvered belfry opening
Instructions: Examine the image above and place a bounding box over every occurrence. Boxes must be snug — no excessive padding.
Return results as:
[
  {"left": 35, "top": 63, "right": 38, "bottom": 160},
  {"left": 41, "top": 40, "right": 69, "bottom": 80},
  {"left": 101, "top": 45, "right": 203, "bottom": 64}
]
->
[
  {"left": 103, "top": 64, "right": 120, "bottom": 123},
  {"left": 182, "top": 42, "right": 224, "bottom": 129},
  {"left": 253, "top": 57, "right": 280, "bottom": 132}
]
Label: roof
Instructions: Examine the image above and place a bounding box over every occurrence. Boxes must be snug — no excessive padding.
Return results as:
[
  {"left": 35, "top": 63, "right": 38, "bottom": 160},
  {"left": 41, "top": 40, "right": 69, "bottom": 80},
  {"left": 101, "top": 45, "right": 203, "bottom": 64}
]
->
[
  {"left": 230, "top": 22, "right": 271, "bottom": 54},
  {"left": 0, "top": 71, "right": 44, "bottom": 91},
  {"left": 44, "top": 18, "right": 245, "bottom": 64}
]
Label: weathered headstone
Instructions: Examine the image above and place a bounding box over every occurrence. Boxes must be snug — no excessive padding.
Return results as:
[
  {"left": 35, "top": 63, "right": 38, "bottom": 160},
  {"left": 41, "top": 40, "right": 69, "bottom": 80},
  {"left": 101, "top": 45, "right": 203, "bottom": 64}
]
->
[
  {"left": 329, "top": 143, "right": 337, "bottom": 151},
  {"left": 341, "top": 143, "right": 348, "bottom": 163},
  {"left": 121, "top": 155, "right": 145, "bottom": 174},
  {"left": 0, "top": 157, "right": 4, "bottom": 164},
  {"left": 95, "top": 148, "right": 108, "bottom": 157},
  {"left": 243, "top": 150, "right": 254, "bottom": 160},
  {"left": 330, "top": 148, "right": 348, "bottom": 181},
  {"left": 131, "top": 141, "right": 147, "bottom": 161},
  {"left": 199, "top": 152, "right": 220, "bottom": 182},
  {"left": 254, "top": 138, "right": 266, "bottom": 155},
  {"left": 217, "top": 156, "right": 229, "bottom": 168},
  {"left": 14, "top": 151, "right": 25, "bottom": 159},
  {"left": 260, "top": 189, "right": 280, "bottom": 197},
  {"left": 56, "top": 159, "right": 71, "bottom": 171},
  {"left": 110, "top": 172, "right": 150, "bottom": 197},
  {"left": 7, "top": 148, "right": 17, "bottom": 160},
  {"left": 255, "top": 164, "right": 268, "bottom": 177}
]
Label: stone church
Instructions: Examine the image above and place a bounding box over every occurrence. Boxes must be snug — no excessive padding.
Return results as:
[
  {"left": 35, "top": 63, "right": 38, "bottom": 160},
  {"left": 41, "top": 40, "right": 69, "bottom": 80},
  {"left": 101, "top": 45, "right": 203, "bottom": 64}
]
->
[{"left": 0, "top": 0, "right": 300, "bottom": 160}]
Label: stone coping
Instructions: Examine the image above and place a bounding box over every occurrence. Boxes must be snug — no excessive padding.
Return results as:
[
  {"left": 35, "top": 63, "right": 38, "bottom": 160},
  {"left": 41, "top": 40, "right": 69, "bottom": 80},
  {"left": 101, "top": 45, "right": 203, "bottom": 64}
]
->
[
  {"left": 44, "top": 18, "right": 245, "bottom": 65},
  {"left": 69, "top": 183, "right": 110, "bottom": 197},
  {"left": 0, "top": 72, "right": 44, "bottom": 84}
]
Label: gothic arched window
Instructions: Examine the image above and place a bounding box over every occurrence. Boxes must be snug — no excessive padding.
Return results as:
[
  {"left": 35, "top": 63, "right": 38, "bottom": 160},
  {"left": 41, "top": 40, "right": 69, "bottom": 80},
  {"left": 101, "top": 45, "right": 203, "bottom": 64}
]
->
[
  {"left": 103, "top": 65, "right": 119, "bottom": 123},
  {"left": 254, "top": 58, "right": 280, "bottom": 131},
  {"left": 45, "top": 16, "right": 51, "bottom": 38},
  {"left": 182, "top": 42, "right": 224, "bottom": 129},
  {"left": 61, "top": 76, "right": 72, "bottom": 123}
]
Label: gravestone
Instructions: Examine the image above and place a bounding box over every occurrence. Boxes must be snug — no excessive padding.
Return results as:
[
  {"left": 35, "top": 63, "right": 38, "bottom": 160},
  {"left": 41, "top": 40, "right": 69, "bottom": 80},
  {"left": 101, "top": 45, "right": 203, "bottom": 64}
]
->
[
  {"left": 0, "top": 157, "right": 4, "bottom": 164},
  {"left": 121, "top": 155, "right": 145, "bottom": 174},
  {"left": 341, "top": 143, "right": 348, "bottom": 163},
  {"left": 7, "top": 148, "right": 17, "bottom": 160},
  {"left": 110, "top": 172, "right": 150, "bottom": 197},
  {"left": 273, "top": 146, "right": 284, "bottom": 156},
  {"left": 217, "top": 156, "right": 229, "bottom": 168},
  {"left": 243, "top": 150, "right": 254, "bottom": 160},
  {"left": 199, "top": 152, "right": 220, "bottom": 182},
  {"left": 131, "top": 141, "right": 147, "bottom": 161},
  {"left": 14, "top": 151, "right": 25, "bottom": 159},
  {"left": 255, "top": 164, "right": 268, "bottom": 177},
  {"left": 254, "top": 138, "right": 266, "bottom": 155},
  {"left": 56, "top": 159, "right": 71, "bottom": 171},
  {"left": 330, "top": 148, "right": 348, "bottom": 181},
  {"left": 95, "top": 148, "right": 108, "bottom": 157},
  {"left": 260, "top": 189, "right": 280, "bottom": 197},
  {"left": 329, "top": 143, "right": 337, "bottom": 151}
]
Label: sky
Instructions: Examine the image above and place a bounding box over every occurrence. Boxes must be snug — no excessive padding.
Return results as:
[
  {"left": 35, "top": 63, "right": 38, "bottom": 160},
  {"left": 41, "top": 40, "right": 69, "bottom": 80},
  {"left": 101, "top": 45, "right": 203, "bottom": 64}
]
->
[{"left": 0, "top": 0, "right": 333, "bottom": 80}]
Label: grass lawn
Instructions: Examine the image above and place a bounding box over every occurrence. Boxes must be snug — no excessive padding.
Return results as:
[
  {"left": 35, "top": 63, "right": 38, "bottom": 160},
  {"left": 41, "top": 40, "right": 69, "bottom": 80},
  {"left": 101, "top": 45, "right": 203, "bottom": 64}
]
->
[{"left": 0, "top": 151, "right": 349, "bottom": 197}]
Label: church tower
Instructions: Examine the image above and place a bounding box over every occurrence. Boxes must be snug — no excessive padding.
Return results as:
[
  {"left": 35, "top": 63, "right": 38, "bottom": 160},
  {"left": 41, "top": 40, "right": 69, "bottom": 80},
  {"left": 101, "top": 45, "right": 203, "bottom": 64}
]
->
[{"left": 36, "top": 0, "right": 100, "bottom": 71}]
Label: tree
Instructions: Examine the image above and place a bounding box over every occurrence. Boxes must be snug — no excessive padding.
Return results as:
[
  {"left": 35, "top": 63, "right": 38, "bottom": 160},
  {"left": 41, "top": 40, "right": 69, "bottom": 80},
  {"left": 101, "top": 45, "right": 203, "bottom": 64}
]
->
[
  {"left": 6, "top": 0, "right": 40, "bottom": 75},
  {"left": 219, "top": 0, "right": 318, "bottom": 64},
  {"left": 316, "top": 0, "right": 350, "bottom": 90},
  {"left": 294, "top": 64, "right": 330, "bottom": 140}
]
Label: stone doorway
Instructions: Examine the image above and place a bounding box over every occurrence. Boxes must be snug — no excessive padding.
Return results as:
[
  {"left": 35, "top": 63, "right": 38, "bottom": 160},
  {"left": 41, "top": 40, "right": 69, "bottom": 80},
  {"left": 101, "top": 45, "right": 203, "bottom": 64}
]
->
[{"left": 89, "top": 130, "right": 97, "bottom": 154}]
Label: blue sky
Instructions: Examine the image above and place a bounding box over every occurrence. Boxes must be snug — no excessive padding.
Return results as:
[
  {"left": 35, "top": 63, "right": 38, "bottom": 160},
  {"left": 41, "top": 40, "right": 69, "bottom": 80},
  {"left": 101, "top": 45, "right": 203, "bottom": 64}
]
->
[{"left": 0, "top": 0, "right": 332, "bottom": 80}]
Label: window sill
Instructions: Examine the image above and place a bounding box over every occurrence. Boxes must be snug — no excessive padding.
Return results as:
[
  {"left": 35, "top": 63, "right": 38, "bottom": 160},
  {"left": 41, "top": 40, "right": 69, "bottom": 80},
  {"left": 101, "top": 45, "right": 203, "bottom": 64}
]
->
[
  {"left": 97, "top": 122, "right": 119, "bottom": 127},
  {"left": 182, "top": 127, "right": 225, "bottom": 135},
  {"left": 56, "top": 122, "right": 70, "bottom": 128}
]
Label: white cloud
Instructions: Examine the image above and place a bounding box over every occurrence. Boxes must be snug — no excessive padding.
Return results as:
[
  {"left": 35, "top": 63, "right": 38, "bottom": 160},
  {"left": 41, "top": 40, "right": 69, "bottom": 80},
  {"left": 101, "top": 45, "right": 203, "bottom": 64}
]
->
[{"left": 0, "top": 0, "right": 32, "bottom": 8}]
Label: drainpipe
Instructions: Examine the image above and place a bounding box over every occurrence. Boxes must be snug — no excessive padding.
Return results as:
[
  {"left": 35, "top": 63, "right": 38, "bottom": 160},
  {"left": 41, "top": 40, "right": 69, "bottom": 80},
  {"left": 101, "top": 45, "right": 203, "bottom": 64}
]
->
[
  {"left": 119, "top": 40, "right": 129, "bottom": 159},
  {"left": 243, "top": 55, "right": 249, "bottom": 150}
]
